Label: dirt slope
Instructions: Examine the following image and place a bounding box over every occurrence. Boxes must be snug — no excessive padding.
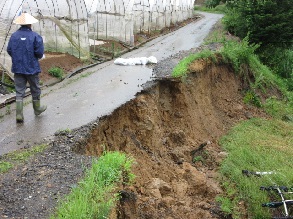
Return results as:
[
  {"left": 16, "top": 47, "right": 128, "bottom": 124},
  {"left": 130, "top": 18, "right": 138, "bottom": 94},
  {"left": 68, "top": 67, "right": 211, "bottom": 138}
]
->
[
  {"left": 83, "top": 60, "right": 269, "bottom": 218},
  {"left": 0, "top": 58, "right": 269, "bottom": 218}
]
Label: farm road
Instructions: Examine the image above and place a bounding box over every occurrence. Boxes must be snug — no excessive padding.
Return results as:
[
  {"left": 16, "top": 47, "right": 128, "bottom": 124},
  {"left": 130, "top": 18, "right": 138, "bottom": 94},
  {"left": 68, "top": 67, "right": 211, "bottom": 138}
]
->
[{"left": 0, "top": 12, "right": 223, "bottom": 155}]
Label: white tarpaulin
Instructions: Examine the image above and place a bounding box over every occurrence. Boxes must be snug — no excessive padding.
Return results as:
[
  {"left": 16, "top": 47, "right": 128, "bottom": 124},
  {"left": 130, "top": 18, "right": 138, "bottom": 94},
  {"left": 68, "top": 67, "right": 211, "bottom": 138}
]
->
[{"left": 114, "top": 56, "right": 157, "bottom": 65}]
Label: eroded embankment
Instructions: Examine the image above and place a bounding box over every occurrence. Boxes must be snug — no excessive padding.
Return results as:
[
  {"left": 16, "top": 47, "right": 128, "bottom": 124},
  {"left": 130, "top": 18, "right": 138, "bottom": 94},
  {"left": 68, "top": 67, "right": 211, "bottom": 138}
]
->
[{"left": 83, "top": 61, "right": 269, "bottom": 219}]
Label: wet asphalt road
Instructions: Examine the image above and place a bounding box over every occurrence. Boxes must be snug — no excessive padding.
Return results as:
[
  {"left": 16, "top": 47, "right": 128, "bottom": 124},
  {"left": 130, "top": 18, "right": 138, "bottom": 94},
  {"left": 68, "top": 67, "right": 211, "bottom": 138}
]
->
[{"left": 0, "top": 12, "right": 223, "bottom": 155}]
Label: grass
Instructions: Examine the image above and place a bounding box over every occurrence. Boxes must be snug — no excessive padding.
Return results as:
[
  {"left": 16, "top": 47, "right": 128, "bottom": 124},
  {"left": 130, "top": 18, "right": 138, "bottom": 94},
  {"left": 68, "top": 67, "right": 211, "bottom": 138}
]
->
[
  {"left": 172, "top": 49, "right": 215, "bottom": 77},
  {"left": 172, "top": 35, "right": 290, "bottom": 107},
  {"left": 50, "top": 151, "right": 135, "bottom": 219},
  {"left": 0, "top": 144, "right": 47, "bottom": 173},
  {"left": 218, "top": 118, "right": 293, "bottom": 218},
  {"left": 170, "top": 19, "right": 293, "bottom": 218},
  {"left": 194, "top": 4, "right": 227, "bottom": 14},
  {"left": 264, "top": 96, "right": 293, "bottom": 122}
]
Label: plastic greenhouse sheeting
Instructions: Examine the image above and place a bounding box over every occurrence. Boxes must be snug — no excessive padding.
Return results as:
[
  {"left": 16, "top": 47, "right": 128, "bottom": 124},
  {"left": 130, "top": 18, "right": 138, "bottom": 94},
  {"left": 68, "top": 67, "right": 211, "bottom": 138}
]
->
[{"left": 0, "top": 0, "right": 195, "bottom": 76}]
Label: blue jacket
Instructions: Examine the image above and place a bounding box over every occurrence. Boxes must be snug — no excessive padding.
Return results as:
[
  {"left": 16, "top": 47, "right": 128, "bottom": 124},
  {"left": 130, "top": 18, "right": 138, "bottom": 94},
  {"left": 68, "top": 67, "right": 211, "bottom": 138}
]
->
[{"left": 7, "top": 26, "right": 44, "bottom": 74}]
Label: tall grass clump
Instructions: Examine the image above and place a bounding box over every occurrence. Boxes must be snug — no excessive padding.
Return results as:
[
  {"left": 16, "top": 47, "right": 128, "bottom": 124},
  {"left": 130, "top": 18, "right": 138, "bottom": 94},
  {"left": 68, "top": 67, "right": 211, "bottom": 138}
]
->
[
  {"left": 172, "top": 49, "right": 215, "bottom": 78},
  {"left": 218, "top": 118, "right": 293, "bottom": 218},
  {"left": 219, "top": 38, "right": 289, "bottom": 93},
  {"left": 51, "top": 151, "right": 135, "bottom": 219},
  {"left": 219, "top": 37, "right": 258, "bottom": 73}
]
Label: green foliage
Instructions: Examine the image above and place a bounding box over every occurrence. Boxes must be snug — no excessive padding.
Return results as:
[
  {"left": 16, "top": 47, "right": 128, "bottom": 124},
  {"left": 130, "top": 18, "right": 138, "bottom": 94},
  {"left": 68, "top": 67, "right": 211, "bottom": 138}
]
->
[
  {"left": 194, "top": 2, "right": 227, "bottom": 13},
  {"left": 172, "top": 50, "right": 215, "bottom": 78},
  {"left": 51, "top": 151, "right": 135, "bottom": 219},
  {"left": 1, "top": 73, "right": 15, "bottom": 93},
  {"left": 48, "top": 67, "right": 64, "bottom": 79},
  {"left": 173, "top": 37, "right": 287, "bottom": 101},
  {"left": 214, "top": 4, "right": 227, "bottom": 13},
  {"left": 193, "top": 156, "right": 203, "bottom": 163},
  {"left": 243, "top": 90, "right": 262, "bottom": 107},
  {"left": 219, "top": 38, "right": 286, "bottom": 93},
  {"left": 219, "top": 118, "right": 293, "bottom": 218},
  {"left": 264, "top": 96, "right": 293, "bottom": 122},
  {"left": 215, "top": 196, "right": 233, "bottom": 215},
  {"left": 219, "top": 37, "right": 259, "bottom": 73},
  {"left": 287, "top": 78, "right": 293, "bottom": 91},
  {"left": 205, "top": 0, "right": 221, "bottom": 8},
  {"left": 224, "top": 0, "right": 293, "bottom": 47},
  {"left": 258, "top": 46, "right": 293, "bottom": 79},
  {"left": 223, "top": 0, "right": 293, "bottom": 80},
  {"left": 0, "top": 161, "right": 13, "bottom": 173}
]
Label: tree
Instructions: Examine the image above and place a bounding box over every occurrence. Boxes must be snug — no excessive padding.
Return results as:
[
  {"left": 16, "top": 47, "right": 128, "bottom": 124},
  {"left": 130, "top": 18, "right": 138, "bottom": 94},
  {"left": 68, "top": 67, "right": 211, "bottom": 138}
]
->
[
  {"left": 205, "top": 0, "right": 221, "bottom": 8},
  {"left": 224, "top": 0, "right": 293, "bottom": 48},
  {"left": 223, "top": 0, "right": 293, "bottom": 80}
]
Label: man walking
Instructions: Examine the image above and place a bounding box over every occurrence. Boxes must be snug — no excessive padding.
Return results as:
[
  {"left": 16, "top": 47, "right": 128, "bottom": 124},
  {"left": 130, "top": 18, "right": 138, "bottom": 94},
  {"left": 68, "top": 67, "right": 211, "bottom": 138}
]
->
[{"left": 7, "top": 12, "right": 47, "bottom": 123}]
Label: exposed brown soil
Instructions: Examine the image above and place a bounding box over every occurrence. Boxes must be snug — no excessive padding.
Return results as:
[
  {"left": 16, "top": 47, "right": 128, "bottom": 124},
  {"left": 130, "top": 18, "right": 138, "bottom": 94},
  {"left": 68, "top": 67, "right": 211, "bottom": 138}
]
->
[
  {"left": 81, "top": 61, "right": 269, "bottom": 218},
  {"left": 38, "top": 52, "right": 84, "bottom": 85},
  {"left": 0, "top": 18, "right": 273, "bottom": 219},
  {"left": 0, "top": 56, "right": 271, "bottom": 218}
]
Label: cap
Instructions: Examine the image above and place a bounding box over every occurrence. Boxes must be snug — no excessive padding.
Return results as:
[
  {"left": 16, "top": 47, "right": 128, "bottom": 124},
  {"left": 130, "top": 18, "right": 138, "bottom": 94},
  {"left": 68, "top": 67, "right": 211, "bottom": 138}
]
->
[{"left": 13, "top": 12, "right": 39, "bottom": 25}]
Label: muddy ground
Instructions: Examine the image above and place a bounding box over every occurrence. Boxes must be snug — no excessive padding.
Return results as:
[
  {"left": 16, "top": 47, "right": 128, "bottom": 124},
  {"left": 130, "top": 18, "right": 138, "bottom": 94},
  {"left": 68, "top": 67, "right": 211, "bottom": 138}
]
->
[{"left": 0, "top": 48, "right": 270, "bottom": 218}]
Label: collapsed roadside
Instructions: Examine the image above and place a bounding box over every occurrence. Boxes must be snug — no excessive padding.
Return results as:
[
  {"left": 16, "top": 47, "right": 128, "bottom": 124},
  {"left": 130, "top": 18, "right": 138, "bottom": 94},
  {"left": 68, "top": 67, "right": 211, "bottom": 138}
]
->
[{"left": 0, "top": 41, "right": 272, "bottom": 218}]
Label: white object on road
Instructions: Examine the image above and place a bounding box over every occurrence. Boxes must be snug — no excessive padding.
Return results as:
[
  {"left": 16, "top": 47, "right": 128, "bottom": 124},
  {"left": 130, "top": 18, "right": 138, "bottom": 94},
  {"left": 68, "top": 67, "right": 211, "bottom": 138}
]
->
[{"left": 114, "top": 56, "right": 157, "bottom": 66}]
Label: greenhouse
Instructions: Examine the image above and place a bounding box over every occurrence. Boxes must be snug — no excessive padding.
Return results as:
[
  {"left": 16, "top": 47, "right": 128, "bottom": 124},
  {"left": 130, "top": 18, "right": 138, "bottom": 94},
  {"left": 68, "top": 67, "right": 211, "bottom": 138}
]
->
[{"left": 0, "top": 0, "right": 195, "bottom": 80}]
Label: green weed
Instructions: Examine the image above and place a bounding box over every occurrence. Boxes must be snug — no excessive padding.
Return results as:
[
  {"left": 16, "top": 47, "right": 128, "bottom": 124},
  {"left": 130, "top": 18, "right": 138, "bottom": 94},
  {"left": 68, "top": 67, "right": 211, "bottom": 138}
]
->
[
  {"left": 193, "top": 156, "right": 204, "bottom": 163},
  {"left": 0, "top": 161, "right": 13, "bottom": 173},
  {"left": 48, "top": 67, "right": 64, "bottom": 79},
  {"left": 51, "top": 151, "right": 135, "bottom": 219},
  {"left": 243, "top": 90, "right": 262, "bottom": 107},
  {"left": 0, "top": 144, "right": 47, "bottom": 173},
  {"left": 215, "top": 196, "right": 233, "bottom": 215}
]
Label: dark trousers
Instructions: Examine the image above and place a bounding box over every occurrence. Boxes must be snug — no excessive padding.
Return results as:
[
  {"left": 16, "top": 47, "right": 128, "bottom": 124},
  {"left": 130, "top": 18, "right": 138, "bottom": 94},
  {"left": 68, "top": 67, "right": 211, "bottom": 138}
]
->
[{"left": 14, "top": 73, "right": 41, "bottom": 101}]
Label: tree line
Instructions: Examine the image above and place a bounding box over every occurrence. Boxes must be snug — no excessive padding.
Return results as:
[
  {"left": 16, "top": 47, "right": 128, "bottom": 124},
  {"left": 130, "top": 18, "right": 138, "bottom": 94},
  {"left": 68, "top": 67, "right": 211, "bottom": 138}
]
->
[{"left": 205, "top": 0, "right": 293, "bottom": 88}]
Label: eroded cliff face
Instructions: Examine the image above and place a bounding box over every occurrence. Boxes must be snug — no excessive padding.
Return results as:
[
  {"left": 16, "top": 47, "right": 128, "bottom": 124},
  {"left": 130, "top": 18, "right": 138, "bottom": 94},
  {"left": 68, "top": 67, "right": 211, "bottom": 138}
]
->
[{"left": 85, "top": 61, "right": 269, "bottom": 219}]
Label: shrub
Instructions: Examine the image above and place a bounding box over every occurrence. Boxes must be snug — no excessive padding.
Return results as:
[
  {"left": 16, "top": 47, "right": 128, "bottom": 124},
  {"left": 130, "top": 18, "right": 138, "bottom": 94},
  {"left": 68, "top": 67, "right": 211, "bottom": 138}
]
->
[
  {"left": 48, "top": 67, "right": 64, "bottom": 79},
  {"left": 205, "top": 0, "right": 221, "bottom": 8}
]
